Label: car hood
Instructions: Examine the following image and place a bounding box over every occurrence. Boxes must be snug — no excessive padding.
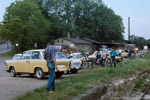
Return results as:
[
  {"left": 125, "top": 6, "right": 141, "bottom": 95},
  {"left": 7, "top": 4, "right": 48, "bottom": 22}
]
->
[
  {"left": 4, "top": 59, "right": 19, "bottom": 63},
  {"left": 56, "top": 59, "right": 71, "bottom": 62},
  {"left": 70, "top": 59, "right": 81, "bottom": 63}
]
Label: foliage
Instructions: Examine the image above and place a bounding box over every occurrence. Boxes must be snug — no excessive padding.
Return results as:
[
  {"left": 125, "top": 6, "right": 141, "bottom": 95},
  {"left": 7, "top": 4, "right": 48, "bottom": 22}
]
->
[
  {"left": 130, "top": 35, "right": 148, "bottom": 48},
  {"left": 0, "top": 0, "right": 50, "bottom": 52},
  {"left": 35, "top": 0, "right": 124, "bottom": 42},
  {"left": 0, "top": 0, "right": 125, "bottom": 53}
]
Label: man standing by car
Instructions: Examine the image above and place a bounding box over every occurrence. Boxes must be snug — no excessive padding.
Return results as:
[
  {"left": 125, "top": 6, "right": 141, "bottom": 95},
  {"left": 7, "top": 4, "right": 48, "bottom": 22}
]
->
[
  {"left": 44, "top": 39, "right": 57, "bottom": 93},
  {"left": 96, "top": 50, "right": 101, "bottom": 64},
  {"left": 110, "top": 47, "right": 118, "bottom": 68}
]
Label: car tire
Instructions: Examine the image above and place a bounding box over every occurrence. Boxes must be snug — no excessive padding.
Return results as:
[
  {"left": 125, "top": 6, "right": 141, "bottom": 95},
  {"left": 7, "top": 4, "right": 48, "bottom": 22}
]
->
[
  {"left": 82, "top": 62, "right": 88, "bottom": 69},
  {"left": 71, "top": 69, "right": 78, "bottom": 74},
  {"left": 55, "top": 72, "right": 63, "bottom": 78},
  {"left": 10, "top": 67, "right": 16, "bottom": 77},
  {"left": 35, "top": 68, "right": 44, "bottom": 79}
]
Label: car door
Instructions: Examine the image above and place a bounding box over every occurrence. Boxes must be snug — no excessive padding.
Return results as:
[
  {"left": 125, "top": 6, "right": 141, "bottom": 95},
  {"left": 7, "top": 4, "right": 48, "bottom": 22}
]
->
[
  {"left": 30, "top": 51, "right": 47, "bottom": 73},
  {"left": 17, "top": 51, "right": 31, "bottom": 73}
]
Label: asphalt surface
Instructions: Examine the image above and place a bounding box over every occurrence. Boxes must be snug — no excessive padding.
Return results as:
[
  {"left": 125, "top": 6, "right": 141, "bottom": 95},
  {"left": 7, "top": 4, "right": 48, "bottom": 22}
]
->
[
  {"left": 0, "top": 56, "right": 48, "bottom": 100},
  {"left": 0, "top": 44, "right": 12, "bottom": 54}
]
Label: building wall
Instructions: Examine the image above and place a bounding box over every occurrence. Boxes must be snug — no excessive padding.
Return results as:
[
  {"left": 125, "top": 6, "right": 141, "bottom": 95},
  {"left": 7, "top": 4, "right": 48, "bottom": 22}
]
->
[
  {"left": 76, "top": 44, "right": 92, "bottom": 54},
  {"left": 55, "top": 38, "right": 92, "bottom": 53},
  {"left": 55, "top": 38, "right": 73, "bottom": 46}
]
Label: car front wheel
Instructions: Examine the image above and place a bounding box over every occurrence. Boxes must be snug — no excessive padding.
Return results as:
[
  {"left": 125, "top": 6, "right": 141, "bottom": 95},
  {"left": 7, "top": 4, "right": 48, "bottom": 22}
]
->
[
  {"left": 71, "top": 69, "right": 78, "bottom": 73},
  {"left": 10, "top": 67, "right": 16, "bottom": 77},
  {"left": 35, "top": 68, "right": 44, "bottom": 79}
]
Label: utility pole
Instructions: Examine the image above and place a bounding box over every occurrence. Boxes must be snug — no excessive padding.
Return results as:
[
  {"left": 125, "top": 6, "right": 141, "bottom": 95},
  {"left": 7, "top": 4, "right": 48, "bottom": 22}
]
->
[{"left": 128, "top": 17, "right": 130, "bottom": 41}]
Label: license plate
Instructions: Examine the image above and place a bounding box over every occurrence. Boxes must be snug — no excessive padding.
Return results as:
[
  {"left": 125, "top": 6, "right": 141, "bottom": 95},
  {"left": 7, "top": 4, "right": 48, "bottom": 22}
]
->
[{"left": 58, "top": 65, "right": 65, "bottom": 68}]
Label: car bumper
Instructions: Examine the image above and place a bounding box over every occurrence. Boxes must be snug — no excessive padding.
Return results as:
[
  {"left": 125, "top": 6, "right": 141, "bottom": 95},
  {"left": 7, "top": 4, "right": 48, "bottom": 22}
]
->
[
  {"left": 70, "top": 66, "right": 80, "bottom": 69},
  {"left": 4, "top": 66, "right": 9, "bottom": 72}
]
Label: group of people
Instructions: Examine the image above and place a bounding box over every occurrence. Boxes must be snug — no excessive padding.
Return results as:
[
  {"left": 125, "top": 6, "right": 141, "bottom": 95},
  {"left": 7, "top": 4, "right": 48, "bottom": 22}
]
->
[
  {"left": 96, "top": 48, "right": 137, "bottom": 68},
  {"left": 96, "top": 48, "right": 118, "bottom": 68}
]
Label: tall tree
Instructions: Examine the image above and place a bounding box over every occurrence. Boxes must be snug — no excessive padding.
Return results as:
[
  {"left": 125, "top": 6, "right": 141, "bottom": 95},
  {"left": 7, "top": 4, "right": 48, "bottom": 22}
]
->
[
  {"left": 35, "top": 0, "right": 125, "bottom": 42},
  {"left": 0, "top": 0, "right": 50, "bottom": 52},
  {"left": 130, "top": 35, "right": 147, "bottom": 48}
]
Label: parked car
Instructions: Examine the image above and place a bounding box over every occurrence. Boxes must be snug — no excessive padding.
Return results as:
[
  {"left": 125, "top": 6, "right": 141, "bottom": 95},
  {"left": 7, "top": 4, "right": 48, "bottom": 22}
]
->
[
  {"left": 121, "top": 50, "right": 128, "bottom": 58},
  {"left": 50, "top": 52, "right": 81, "bottom": 74},
  {"left": 4, "top": 49, "right": 71, "bottom": 79},
  {"left": 69, "top": 53, "right": 84, "bottom": 73}
]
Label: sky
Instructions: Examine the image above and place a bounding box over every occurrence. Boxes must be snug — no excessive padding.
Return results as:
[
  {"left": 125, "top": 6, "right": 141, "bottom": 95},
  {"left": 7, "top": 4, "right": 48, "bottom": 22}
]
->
[
  {"left": 0, "top": 0, "right": 150, "bottom": 40},
  {"left": 103, "top": 0, "right": 150, "bottom": 40}
]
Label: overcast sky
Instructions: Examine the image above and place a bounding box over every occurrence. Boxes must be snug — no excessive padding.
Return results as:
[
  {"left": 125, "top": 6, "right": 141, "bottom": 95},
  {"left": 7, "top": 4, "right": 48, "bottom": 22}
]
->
[
  {"left": 0, "top": 0, "right": 150, "bottom": 40},
  {"left": 103, "top": 0, "right": 150, "bottom": 40}
]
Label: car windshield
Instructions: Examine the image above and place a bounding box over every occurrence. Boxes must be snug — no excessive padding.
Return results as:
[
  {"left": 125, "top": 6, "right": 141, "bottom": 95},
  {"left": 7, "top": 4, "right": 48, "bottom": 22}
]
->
[
  {"left": 57, "top": 53, "right": 67, "bottom": 59},
  {"left": 65, "top": 54, "right": 70, "bottom": 58},
  {"left": 12, "top": 55, "right": 21, "bottom": 60},
  {"left": 22, "top": 52, "right": 31, "bottom": 59},
  {"left": 76, "top": 54, "right": 83, "bottom": 59}
]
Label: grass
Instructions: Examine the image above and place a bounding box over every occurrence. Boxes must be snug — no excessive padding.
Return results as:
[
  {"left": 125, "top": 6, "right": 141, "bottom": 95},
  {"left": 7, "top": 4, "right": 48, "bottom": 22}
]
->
[
  {"left": 141, "top": 53, "right": 150, "bottom": 59},
  {"left": 133, "top": 75, "right": 149, "bottom": 93},
  {"left": 16, "top": 53, "right": 150, "bottom": 100}
]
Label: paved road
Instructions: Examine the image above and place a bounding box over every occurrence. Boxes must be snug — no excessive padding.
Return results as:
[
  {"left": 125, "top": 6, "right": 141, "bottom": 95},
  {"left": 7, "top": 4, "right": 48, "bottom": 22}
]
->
[
  {"left": 0, "top": 44, "right": 12, "bottom": 54},
  {"left": 0, "top": 56, "right": 48, "bottom": 100}
]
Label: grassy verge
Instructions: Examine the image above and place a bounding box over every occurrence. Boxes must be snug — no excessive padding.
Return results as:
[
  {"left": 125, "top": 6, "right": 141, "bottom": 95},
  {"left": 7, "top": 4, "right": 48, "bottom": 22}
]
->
[
  {"left": 0, "top": 50, "right": 14, "bottom": 57},
  {"left": 141, "top": 53, "right": 150, "bottom": 60},
  {"left": 17, "top": 54, "right": 150, "bottom": 100}
]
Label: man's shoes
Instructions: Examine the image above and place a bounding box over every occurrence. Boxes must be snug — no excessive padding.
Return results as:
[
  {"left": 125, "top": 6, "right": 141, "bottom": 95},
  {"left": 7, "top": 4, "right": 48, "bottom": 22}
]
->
[{"left": 47, "top": 91, "right": 53, "bottom": 93}]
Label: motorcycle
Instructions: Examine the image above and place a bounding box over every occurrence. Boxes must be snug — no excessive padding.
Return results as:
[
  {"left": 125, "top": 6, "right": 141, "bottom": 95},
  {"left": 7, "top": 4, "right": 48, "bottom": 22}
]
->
[
  {"left": 81, "top": 54, "right": 93, "bottom": 69},
  {"left": 96, "top": 53, "right": 110, "bottom": 67}
]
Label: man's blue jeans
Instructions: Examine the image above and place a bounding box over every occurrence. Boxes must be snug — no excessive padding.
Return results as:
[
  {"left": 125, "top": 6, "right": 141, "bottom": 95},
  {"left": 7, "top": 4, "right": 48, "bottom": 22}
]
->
[
  {"left": 46, "top": 62, "right": 55, "bottom": 92},
  {"left": 110, "top": 56, "right": 116, "bottom": 68}
]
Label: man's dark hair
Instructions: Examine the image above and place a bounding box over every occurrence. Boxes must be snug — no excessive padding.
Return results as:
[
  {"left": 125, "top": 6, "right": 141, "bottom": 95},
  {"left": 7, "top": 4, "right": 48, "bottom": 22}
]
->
[
  {"left": 49, "top": 39, "right": 55, "bottom": 45},
  {"left": 112, "top": 47, "right": 115, "bottom": 50}
]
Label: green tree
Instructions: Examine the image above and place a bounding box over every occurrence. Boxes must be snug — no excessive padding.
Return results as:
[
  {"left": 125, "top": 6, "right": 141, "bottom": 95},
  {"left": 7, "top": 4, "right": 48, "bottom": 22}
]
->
[
  {"left": 130, "top": 35, "right": 147, "bottom": 48},
  {"left": 35, "top": 0, "right": 124, "bottom": 42},
  {"left": 0, "top": 0, "right": 50, "bottom": 52}
]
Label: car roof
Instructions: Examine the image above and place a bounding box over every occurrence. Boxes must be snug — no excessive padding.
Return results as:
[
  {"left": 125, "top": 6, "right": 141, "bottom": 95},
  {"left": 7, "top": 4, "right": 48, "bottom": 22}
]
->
[
  {"left": 25, "top": 49, "right": 64, "bottom": 53},
  {"left": 14, "top": 54, "right": 22, "bottom": 56},
  {"left": 25, "top": 49, "right": 45, "bottom": 52},
  {"left": 73, "top": 53, "right": 82, "bottom": 55}
]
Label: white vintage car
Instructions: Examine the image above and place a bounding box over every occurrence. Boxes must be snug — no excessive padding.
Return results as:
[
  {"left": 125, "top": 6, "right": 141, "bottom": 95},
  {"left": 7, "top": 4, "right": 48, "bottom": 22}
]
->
[
  {"left": 69, "top": 53, "right": 84, "bottom": 73},
  {"left": 57, "top": 52, "right": 83, "bottom": 73}
]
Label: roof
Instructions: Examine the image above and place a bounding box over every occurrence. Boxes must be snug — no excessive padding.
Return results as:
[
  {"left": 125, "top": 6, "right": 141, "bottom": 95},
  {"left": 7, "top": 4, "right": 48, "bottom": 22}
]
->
[
  {"left": 102, "top": 42, "right": 124, "bottom": 45},
  {"left": 73, "top": 53, "right": 82, "bottom": 55},
  {"left": 25, "top": 49, "right": 45, "bottom": 52},
  {"left": 82, "top": 38, "right": 101, "bottom": 44},
  {"left": 62, "top": 38, "right": 91, "bottom": 44}
]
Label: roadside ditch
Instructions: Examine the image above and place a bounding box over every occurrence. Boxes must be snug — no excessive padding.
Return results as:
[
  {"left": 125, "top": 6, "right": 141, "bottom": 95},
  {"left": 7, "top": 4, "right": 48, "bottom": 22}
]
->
[{"left": 73, "top": 70, "right": 150, "bottom": 100}]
